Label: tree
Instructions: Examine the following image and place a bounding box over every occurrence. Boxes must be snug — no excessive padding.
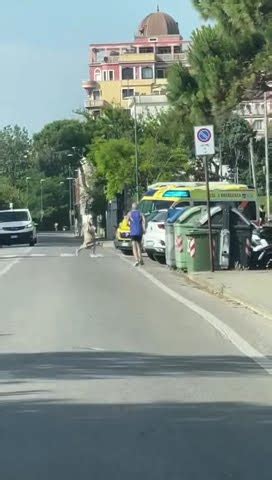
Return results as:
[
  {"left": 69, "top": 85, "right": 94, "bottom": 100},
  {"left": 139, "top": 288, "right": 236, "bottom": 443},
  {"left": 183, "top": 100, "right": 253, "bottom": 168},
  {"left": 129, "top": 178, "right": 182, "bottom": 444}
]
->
[
  {"left": 24, "top": 175, "right": 71, "bottom": 228},
  {"left": 167, "top": 62, "right": 212, "bottom": 130},
  {"left": 193, "top": 0, "right": 271, "bottom": 36},
  {"left": 93, "top": 107, "right": 134, "bottom": 141},
  {"left": 0, "top": 125, "right": 32, "bottom": 185},
  {"left": 140, "top": 138, "right": 190, "bottom": 187},
  {"left": 219, "top": 115, "right": 255, "bottom": 182},
  {"left": 167, "top": 0, "right": 272, "bottom": 148},
  {"left": 94, "top": 139, "right": 135, "bottom": 199},
  {"left": 0, "top": 177, "right": 23, "bottom": 209},
  {"left": 33, "top": 119, "right": 91, "bottom": 177},
  {"left": 192, "top": 0, "right": 272, "bottom": 86}
]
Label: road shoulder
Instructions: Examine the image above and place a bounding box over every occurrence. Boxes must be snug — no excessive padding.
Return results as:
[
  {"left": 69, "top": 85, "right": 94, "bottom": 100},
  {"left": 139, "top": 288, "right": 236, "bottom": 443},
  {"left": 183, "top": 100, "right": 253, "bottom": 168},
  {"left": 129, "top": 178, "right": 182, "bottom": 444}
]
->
[{"left": 187, "top": 270, "right": 272, "bottom": 321}]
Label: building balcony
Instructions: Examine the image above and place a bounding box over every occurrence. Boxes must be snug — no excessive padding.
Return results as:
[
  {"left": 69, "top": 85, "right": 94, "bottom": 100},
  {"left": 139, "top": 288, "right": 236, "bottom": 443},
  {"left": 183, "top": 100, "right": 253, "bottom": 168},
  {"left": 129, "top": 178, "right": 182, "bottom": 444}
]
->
[
  {"left": 156, "top": 52, "right": 188, "bottom": 64},
  {"left": 82, "top": 80, "right": 98, "bottom": 90},
  {"left": 84, "top": 98, "right": 107, "bottom": 109},
  {"left": 236, "top": 99, "right": 272, "bottom": 118},
  {"left": 90, "top": 51, "right": 189, "bottom": 66}
]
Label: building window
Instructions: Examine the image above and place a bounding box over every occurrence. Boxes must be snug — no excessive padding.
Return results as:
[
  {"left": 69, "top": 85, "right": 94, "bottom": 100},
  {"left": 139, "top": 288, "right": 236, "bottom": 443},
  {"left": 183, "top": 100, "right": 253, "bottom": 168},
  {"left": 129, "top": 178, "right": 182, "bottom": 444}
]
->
[
  {"left": 122, "top": 88, "right": 134, "bottom": 99},
  {"left": 103, "top": 71, "right": 107, "bottom": 81},
  {"left": 93, "top": 90, "right": 101, "bottom": 100},
  {"left": 253, "top": 119, "right": 264, "bottom": 131},
  {"left": 139, "top": 47, "right": 154, "bottom": 54},
  {"left": 156, "top": 68, "right": 167, "bottom": 79},
  {"left": 122, "top": 67, "right": 134, "bottom": 80},
  {"left": 157, "top": 46, "right": 171, "bottom": 54},
  {"left": 94, "top": 68, "right": 101, "bottom": 82},
  {"left": 141, "top": 66, "right": 153, "bottom": 79},
  {"left": 174, "top": 46, "right": 181, "bottom": 53},
  {"left": 109, "top": 70, "right": 114, "bottom": 81}
]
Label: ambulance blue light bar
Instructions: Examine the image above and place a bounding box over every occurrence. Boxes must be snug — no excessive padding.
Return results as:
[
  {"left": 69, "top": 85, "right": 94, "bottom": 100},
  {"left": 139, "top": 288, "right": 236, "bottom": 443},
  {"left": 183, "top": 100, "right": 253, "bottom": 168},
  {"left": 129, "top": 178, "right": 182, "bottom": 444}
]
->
[{"left": 163, "top": 190, "right": 191, "bottom": 198}]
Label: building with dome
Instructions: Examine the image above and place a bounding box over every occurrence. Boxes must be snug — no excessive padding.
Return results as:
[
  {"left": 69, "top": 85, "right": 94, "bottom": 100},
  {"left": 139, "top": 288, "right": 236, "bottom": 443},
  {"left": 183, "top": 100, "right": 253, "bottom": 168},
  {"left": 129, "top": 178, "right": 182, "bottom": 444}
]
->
[{"left": 82, "top": 9, "right": 189, "bottom": 116}]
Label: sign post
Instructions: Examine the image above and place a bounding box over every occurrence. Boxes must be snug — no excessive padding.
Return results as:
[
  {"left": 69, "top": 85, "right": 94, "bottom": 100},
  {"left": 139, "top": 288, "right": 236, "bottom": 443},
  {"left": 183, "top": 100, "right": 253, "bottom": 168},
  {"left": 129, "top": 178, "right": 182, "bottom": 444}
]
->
[{"left": 194, "top": 126, "right": 215, "bottom": 272}]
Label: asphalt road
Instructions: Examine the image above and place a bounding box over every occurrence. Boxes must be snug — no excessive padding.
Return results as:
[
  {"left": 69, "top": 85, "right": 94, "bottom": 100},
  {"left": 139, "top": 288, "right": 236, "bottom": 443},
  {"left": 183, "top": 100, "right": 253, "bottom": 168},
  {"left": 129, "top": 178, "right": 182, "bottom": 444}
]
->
[{"left": 1, "top": 233, "right": 272, "bottom": 479}]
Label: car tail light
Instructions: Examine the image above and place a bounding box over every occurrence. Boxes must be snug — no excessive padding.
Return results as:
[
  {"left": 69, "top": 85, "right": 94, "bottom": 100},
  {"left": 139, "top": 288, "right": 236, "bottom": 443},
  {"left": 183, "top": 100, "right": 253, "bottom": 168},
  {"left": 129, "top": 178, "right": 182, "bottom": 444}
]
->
[{"left": 158, "top": 223, "right": 165, "bottom": 230}]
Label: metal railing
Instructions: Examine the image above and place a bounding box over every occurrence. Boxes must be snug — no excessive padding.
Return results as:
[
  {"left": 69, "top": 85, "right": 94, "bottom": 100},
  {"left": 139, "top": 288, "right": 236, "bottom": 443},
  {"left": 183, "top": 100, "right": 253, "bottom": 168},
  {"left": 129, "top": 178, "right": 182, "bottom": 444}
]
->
[
  {"left": 91, "top": 52, "right": 189, "bottom": 65},
  {"left": 85, "top": 99, "right": 105, "bottom": 108}
]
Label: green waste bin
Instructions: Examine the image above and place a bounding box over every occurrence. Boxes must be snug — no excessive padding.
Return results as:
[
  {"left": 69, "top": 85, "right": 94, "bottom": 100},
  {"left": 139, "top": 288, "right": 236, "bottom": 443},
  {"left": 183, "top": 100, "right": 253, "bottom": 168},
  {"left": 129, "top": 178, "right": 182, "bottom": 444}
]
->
[
  {"left": 174, "top": 223, "right": 188, "bottom": 270},
  {"left": 174, "top": 206, "right": 207, "bottom": 271},
  {"left": 185, "top": 228, "right": 213, "bottom": 273},
  {"left": 165, "top": 208, "right": 188, "bottom": 269}
]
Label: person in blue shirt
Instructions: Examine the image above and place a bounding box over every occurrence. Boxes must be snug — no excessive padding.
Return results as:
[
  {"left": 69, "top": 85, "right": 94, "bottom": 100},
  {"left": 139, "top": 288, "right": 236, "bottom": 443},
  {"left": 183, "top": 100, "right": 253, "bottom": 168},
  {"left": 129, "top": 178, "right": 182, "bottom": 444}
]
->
[{"left": 128, "top": 202, "right": 145, "bottom": 267}]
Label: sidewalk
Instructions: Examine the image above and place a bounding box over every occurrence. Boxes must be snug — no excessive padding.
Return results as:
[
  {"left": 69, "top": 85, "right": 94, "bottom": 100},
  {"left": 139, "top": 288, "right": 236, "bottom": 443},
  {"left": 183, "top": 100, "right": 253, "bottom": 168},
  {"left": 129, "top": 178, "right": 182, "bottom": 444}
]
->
[{"left": 188, "top": 270, "right": 272, "bottom": 320}]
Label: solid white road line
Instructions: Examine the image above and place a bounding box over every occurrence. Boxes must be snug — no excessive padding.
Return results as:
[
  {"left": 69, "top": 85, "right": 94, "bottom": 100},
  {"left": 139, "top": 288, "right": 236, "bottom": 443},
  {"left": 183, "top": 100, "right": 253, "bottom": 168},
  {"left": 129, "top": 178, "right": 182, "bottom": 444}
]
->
[
  {"left": 60, "top": 253, "right": 76, "bottom": 257},
  {"left": 120, "top": 255, "right": 272, "bottom": 376}
]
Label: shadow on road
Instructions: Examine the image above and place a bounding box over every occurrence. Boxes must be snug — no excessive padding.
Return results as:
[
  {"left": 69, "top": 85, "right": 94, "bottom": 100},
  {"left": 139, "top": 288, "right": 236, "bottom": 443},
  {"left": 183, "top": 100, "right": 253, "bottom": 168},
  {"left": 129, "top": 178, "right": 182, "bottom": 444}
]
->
[
  {"left": 0, "top": 351, "right": 267, "bottom": 379},
  {"left": 0, "top": 398, "right": 272, "bottom": 479},
  {"left": 37, "top": 232, "right": 81, "bottom": 247}
]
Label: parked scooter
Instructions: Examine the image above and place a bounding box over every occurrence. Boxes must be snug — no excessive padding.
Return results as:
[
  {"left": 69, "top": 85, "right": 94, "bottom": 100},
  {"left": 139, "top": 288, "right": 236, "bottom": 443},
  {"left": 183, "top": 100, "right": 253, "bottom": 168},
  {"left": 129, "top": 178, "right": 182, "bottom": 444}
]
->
[{"left": 250, "top": 228, "right": 272, "bottom": 269}]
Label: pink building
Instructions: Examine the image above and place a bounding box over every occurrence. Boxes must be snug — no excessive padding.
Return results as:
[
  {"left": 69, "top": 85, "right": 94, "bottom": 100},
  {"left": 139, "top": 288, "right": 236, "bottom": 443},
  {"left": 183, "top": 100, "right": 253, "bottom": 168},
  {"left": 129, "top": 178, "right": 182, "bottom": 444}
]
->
[{"left": 82, "top": 9, "right": 189, "bottom": 115}]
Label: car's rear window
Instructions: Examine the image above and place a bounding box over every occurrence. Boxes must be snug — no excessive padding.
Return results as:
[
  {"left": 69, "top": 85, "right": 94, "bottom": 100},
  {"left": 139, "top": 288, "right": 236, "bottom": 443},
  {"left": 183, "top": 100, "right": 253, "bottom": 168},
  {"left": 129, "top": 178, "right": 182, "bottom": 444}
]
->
[
  {"left": 151, "top": 211, "right": 168, "bottom": 223},
  {"left": 0, "top": 211, "right": 29, "bottom": 223}
]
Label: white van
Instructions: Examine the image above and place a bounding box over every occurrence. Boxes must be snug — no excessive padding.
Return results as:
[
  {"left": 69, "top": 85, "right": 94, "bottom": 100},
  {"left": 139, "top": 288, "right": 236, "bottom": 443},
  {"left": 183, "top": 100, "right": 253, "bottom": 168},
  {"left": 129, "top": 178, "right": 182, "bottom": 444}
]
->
[{"left": 0, "top": 209, "right": 37, "bottom": 247}]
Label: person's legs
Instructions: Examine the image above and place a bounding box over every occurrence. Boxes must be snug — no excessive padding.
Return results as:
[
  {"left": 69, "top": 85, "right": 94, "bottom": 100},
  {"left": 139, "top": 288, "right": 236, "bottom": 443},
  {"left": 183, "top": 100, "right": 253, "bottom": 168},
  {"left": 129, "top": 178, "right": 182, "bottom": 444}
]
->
[
  {"left": 89, "top": 241, "right": 96, "bottom": 257},
  {"left": 76, "top": 242, "right": 86, "bottom": 256},
  {"left": 132, "top": 240, "right": 139, "bottom": 266},
  {"left": 136, "top": 240, "right": 143, "bottom": 265}
]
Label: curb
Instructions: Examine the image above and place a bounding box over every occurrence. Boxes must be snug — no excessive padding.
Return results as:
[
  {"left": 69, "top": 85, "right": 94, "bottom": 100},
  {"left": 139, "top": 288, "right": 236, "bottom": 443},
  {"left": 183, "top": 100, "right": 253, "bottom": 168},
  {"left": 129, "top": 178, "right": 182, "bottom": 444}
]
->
[{"left": 187, "top": 273, "right": 272, "bottom": 322}]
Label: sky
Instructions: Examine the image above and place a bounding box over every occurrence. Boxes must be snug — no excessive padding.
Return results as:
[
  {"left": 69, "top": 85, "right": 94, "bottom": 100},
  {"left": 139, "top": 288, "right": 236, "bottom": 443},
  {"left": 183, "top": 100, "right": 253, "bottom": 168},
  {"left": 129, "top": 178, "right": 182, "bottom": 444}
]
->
[{"left": 0, "top": 0, "right": 203, "bottom": 133}]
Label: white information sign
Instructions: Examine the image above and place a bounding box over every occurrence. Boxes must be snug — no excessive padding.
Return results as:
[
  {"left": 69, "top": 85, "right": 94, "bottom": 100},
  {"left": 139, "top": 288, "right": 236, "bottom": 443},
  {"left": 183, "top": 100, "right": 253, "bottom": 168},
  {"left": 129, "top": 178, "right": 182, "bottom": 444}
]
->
[{"left": 194, "top": 125, "right": 215, "bottom": 156}]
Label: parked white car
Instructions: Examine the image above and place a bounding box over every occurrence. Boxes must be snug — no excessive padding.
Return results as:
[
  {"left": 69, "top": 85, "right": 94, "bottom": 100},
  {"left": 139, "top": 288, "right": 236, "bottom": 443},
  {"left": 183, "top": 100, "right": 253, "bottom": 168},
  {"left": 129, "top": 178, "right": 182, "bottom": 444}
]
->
[
  {"left": 0, "top": 209, "right": 37, "bottom": 247},
  {"left": 143, "top": 210, "right": 168, "bottom": 263}
]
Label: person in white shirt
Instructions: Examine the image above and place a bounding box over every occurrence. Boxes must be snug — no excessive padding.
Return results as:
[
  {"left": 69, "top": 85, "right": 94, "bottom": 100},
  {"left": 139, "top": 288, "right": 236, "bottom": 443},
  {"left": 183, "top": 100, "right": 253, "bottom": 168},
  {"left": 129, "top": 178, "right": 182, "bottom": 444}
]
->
[{"left": 76, "top": 215, "right": 96, "bottom": 256}]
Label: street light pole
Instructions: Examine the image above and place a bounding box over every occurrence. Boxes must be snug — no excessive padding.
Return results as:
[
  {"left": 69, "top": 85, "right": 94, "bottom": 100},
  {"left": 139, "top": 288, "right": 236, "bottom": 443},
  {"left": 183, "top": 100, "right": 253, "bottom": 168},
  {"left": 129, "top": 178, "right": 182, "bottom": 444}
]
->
[
  {"left": 204, "top": 156, "right": 214, "bottom": 273},
  {"left": 133, "top": 96, "right": 139, "bottom": 203},
  {"left": 40, "top": 179, "right": 45, "bottom": 222},
  {"left": 67, "top": 177, "right": 74, "bottom": 231},
  {"left": 26, "top": 177, "right": 31, "bottom": 207},
  {"left": 264, "top": 90, "right": 270, "bottom": 219}
]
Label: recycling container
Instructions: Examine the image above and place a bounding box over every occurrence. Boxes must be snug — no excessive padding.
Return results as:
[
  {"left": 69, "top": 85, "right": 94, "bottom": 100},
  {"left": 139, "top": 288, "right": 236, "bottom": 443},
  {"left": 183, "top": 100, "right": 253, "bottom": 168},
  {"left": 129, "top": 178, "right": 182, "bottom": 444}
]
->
[
  {"left": 165, "top": 208, "right": 187, "bottom": 269},
  {"left": 185, "top": 228, "right": 217, "bottom": 273},
  {"left": 174, "top": 206, "right": 207, "bottom": 271}
]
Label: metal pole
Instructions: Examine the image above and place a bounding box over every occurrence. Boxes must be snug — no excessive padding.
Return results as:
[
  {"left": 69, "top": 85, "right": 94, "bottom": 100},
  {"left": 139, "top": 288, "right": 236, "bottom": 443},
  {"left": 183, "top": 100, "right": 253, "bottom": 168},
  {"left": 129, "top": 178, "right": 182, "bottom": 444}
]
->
[
  {"left": 26, "top": 179, "right": 29, "bottom": 208},
  {"left": 69, "top": 179, "right": 72, "bottom": 231},
  {"left": 134, "top": 96, "right": 139, "bottom": 203},
  {"left": 219, "top": 140, "right": 223, "bottom": 180},
  {"left": 40, "top": 184, "right": 43, "bottom": 221},
  {"left": 264, "top": 91, "right": 270, "bottom": 219},
  {"left": 235, "top": 157, "right": 239, "bottom": 184},
  {"left": 204, "top": 156, "right": 214, "bottom": 272},
  {"left": 249, "top": 138, "right": 257, "bottom": 191}
]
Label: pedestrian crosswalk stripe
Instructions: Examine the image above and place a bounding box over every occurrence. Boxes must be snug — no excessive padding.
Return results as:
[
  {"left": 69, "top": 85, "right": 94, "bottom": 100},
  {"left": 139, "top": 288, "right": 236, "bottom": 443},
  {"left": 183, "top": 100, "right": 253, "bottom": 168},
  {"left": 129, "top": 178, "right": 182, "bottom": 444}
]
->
[
  {"left": 0, "top": 253, "right": 76, "bottom": 259},
  {"left": 0, "top": 250, "right": 108, "bottom": 259}
]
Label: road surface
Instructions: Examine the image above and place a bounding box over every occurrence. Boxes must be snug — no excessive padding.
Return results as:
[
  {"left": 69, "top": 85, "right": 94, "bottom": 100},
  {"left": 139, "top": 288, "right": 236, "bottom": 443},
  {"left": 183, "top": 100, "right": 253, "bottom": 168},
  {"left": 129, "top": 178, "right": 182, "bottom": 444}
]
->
[{"left": 1, "top": 232, "right": 272, "bottom": 479}]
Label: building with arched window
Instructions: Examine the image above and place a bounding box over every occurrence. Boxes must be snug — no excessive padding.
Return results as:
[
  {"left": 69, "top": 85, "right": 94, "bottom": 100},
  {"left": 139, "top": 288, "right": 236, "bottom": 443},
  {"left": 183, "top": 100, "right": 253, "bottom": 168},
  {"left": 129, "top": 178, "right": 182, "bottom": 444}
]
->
[{"left": 82, "top": 9, "right": 189, "bottom": 116}]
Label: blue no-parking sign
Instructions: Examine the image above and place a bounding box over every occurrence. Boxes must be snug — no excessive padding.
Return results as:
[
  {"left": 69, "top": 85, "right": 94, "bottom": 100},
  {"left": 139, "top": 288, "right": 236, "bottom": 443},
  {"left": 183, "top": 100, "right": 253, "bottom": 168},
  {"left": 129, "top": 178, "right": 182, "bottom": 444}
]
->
[{"left": 194, "top": 125, "right": 215, "bottom": 156}]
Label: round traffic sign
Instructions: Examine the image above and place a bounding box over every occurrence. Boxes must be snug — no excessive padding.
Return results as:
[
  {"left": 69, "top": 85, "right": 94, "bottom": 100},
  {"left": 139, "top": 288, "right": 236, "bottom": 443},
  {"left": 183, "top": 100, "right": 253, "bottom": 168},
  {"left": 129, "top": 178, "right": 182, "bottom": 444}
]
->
[{"left": 197, "top": 128, "right": 212, "bottom": 143}]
